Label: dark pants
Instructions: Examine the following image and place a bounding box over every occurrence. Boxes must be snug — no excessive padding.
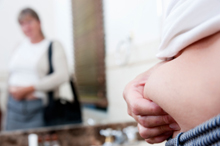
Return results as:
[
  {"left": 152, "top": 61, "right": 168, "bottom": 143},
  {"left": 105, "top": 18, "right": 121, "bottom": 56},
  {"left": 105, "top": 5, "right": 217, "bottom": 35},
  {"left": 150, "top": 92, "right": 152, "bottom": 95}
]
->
[{"left": 6, "top": 96, "right": 44, "bottom": 131}]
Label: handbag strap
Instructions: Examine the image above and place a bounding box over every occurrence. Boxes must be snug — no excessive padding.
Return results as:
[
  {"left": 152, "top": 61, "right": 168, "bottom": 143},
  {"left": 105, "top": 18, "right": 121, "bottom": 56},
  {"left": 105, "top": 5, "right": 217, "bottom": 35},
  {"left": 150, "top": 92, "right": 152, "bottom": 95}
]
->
[
  {"left": 47, "top": 42, "right": 54, "bottom": 105},
  {"left": 48, "top": 42, "right": 54, "bottom": 74},
  {"left": 47, "top": 42, "right": 80, "bottom": 104}
]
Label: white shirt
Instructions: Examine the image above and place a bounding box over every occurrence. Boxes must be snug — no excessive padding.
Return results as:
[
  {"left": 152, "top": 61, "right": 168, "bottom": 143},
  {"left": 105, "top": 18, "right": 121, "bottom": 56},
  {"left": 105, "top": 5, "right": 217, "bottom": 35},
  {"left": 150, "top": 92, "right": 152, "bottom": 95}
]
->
[
  {"left": 9, "top": 39, "right": 50, "bottom": 98},
  {"left": 157, "top": 0, "right": 220, "bottom": 60},
  {"left": 8, "top": 39, "right": 69, "bottom": 102}
]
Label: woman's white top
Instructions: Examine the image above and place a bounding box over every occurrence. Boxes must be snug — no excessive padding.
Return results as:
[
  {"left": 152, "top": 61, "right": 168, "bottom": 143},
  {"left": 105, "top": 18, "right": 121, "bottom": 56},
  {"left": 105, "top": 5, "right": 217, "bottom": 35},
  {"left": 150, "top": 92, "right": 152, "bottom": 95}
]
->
[
  {"left": 8, "top": 39, "right": 69, "bottom": 103},
  {"left": 157, "top": 0, "right": 220, "bottom": 60}
]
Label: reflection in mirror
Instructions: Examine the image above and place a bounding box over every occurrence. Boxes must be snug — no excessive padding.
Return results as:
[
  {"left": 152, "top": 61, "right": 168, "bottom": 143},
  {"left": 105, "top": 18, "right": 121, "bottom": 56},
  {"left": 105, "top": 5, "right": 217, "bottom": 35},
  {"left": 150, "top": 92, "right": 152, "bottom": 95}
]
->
[
  {"left": 0, "top": 0, "right": 161, "bottom": 137},
  {"left": 0, "top": 0, "right": 85, "bottom": 132}
]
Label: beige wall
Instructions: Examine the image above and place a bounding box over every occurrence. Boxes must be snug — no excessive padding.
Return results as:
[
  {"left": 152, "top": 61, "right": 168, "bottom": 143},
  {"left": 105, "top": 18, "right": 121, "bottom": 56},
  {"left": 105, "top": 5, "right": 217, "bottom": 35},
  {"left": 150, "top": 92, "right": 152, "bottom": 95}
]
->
[{"left": 104, "top": 0, "right": 162, "bottom": 122}]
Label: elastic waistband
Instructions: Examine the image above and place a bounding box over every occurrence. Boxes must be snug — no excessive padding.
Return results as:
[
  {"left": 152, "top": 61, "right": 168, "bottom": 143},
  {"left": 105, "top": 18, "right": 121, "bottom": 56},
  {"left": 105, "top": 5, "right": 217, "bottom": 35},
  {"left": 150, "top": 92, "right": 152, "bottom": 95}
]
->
[{"left": 166, "top": 114, "right": 220, "bottom": 146}]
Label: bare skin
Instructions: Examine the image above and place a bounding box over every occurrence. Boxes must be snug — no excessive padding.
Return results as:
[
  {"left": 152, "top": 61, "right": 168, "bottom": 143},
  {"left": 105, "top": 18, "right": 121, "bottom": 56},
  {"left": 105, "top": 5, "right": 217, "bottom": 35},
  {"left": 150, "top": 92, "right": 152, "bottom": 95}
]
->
[
  {"left": 9, "top": 86, "right": 36, "bottom": 100},
  {"left": 144, "top": 32, "right": 220, "bottom": 137}
]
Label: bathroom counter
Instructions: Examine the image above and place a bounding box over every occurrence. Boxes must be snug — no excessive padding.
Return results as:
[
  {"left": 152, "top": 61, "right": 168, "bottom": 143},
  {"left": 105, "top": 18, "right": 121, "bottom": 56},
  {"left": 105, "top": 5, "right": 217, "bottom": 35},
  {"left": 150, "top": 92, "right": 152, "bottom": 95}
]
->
[{"left": 0, "top": 121, "right": 142, "bottom": 146}]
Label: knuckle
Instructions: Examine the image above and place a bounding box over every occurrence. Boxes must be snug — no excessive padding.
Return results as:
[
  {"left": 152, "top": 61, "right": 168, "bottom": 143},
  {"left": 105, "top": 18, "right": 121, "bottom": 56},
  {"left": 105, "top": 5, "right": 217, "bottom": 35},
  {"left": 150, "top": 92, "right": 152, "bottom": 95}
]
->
[
  {"left": 144, "top": 122, "right": 151, "bottom": 128},
  {"left": 131, "top": 104, "right": 140, "bottom": 115},
  {"left": 149, "top": 105, "right": 159, "bottom": 114},
  {"left": 125, "top": 81, "right": 132, "bottom": 90},
  {"left": 139, "top": 116, "right": 150, "bottom": 127},
  {"left": 138, "top": 116, "right": 145, "bottom": 126},
  {"left": 123, "top": 84, "right": 130, "bottom": 99},
  {"left": 122, "top": 89, "right": 127, "bottom": 100},
  {"left": 123, "top": 82, "right": 134, "bottom": 104},
  {"left": 138, "top": 125, "right": 151, "bottom": 139},
  {"left": 162, "top": 115, "right": 170, "bottom": 124},
  {"left": 139, "top": 130, "right": 149, "bottom": 139},
  {"left": 127, "top": 109, "right": 132, "bottom": 117}
]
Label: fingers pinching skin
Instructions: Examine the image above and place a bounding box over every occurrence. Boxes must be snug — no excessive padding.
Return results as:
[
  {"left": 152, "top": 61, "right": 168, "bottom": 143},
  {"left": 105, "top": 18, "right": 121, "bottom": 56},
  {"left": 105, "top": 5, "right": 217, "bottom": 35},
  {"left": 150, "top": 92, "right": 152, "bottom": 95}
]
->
[
  {"left": 130, "top": 98, "right": 167, "bottom": 116},
  {"left": 137, "top": 123, "right": 173, "bottom": 139},
  {"left": 123, "top": 80, "right": 167, "bottom": 117},
  {"left": 125, "top": 91, "right": 166, "bottom": 116},
  {"left": 137, "top": 115, "right": 177, "bottom": 128},
  {"left": 123, "top": 78, "right": 177, "bottom": 144}
]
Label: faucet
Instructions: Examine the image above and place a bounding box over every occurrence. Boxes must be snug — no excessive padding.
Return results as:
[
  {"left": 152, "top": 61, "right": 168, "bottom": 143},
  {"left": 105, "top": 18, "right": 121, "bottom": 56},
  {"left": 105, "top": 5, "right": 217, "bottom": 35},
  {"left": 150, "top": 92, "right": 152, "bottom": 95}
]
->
[
  {"left": 123, "top": 126, "right": 138, "bottom": 144},
  {"left": 100, "top": 126, "right": 138, "bottom": 146},
  {"left": 100, "top": 128, "right": 114, "bottom": 146},
  {"left": 112, "top": 129, "right": 127, "bottom": 145}
]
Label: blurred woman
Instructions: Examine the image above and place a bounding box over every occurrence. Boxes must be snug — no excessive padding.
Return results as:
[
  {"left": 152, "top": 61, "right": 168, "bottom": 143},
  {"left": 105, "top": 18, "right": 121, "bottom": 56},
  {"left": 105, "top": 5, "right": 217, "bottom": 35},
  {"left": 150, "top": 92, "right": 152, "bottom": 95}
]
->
[{"left": 6, "top": 8, "right": 69, "bottom": 130}]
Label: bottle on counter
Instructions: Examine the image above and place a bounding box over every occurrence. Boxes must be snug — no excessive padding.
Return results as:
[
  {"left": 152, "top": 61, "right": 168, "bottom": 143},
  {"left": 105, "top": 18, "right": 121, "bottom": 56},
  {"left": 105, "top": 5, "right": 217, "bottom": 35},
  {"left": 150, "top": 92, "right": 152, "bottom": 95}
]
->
[
  {"left": 100, "top": 128, "right": 114, "bottom": 146},
  {"left": 51, "top": 134, "right": 60, "bottom": 146},
  {"left": 38, "top": 136, "right": 44, "bottom": 146},
  {"left": 28, "top": 134, "right": 38, "bottom": 146},
  {"left": 43, "top": 135, "right": 51, "bottom": 146}
]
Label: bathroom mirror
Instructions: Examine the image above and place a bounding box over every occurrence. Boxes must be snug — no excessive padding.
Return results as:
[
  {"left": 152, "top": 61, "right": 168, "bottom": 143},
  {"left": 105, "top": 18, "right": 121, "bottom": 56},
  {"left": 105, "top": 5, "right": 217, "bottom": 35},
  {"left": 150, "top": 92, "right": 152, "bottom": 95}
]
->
[
  {"left": 0, "top": 0, "right": 162, "bottom": 132},
  {"left": 0, "top": 0, "right": 107, "bottom": 132}
]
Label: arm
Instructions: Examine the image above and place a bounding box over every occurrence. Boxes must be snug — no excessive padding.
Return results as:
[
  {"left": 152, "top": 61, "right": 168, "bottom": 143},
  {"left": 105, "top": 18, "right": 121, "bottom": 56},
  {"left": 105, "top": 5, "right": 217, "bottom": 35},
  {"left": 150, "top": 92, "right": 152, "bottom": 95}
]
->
[
  {"left": 10, "top": 41, "right": 69, "bottom": 100},
  {"left": 34, "top": 41, "right": 69, "bottom": 92},
  {"left": 123, "top": 61, "right": 180, "bottom": 144}
]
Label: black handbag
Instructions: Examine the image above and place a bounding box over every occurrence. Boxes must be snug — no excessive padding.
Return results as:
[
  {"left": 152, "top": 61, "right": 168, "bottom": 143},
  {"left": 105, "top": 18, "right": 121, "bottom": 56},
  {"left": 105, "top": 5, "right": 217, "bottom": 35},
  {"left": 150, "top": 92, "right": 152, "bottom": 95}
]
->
[{"left": 44, "top": 42, "right": 82, "bottom": 126}]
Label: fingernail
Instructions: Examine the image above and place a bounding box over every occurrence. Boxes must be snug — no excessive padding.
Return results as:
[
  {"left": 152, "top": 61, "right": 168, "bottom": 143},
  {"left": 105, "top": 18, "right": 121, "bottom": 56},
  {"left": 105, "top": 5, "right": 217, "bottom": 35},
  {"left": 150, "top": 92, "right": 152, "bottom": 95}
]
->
[{"left": 169, "top": 123, "right": 180, "bottom": 130}]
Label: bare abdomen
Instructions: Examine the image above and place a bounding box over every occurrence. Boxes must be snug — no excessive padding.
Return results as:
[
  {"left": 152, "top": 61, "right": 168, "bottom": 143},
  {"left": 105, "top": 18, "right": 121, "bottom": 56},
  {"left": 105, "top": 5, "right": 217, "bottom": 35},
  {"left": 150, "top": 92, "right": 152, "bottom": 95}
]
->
[{"left": 144, "top": 33, "right": 220, "bottom": 135}]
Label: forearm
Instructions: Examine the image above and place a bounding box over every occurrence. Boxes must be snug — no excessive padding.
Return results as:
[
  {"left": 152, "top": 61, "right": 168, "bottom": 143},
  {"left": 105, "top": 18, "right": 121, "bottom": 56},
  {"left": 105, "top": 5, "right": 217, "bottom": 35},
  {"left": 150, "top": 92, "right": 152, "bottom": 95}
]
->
[
  {"left": 35, "top": 41, "right": 69, "bottom": 92},
  {"left": 34, "top": 72, "right": 69, "bottom": 92}
]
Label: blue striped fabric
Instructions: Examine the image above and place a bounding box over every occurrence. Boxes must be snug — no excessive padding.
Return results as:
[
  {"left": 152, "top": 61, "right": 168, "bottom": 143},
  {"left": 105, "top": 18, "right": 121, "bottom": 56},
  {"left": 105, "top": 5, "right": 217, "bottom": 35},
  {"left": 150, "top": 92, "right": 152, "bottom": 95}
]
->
[{"left": 166, "top": 115, "right": 220, "bottom": 146}]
